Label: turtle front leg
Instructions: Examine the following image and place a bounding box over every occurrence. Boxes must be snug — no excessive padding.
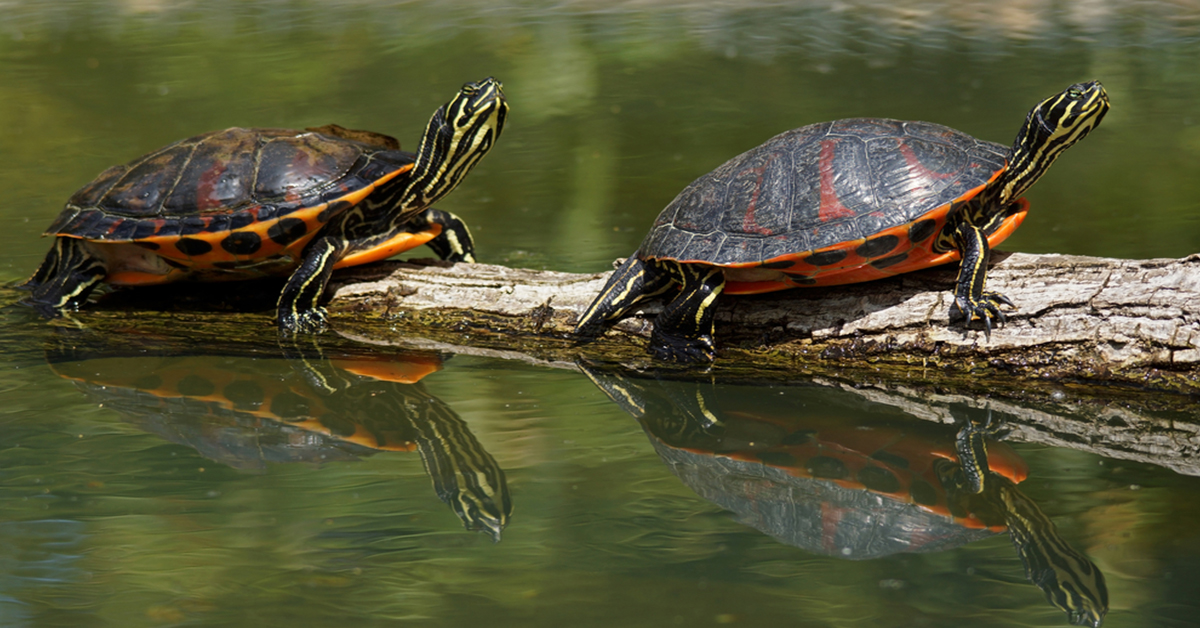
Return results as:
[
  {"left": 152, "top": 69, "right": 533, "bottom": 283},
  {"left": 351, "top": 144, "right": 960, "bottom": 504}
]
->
[
  {"left": 949, "top": 219, "right": 1014, "bottom": 336},
  {"left": 20, "top": 237, "right": 108, "bottom": 318},
  {"left": 277, "top": 236, "right": 347, "bottom": 334},
  {"left": 651, "top": 262, "right": 725, "bottom": 363},
  {"left": 415, "top": 208, "right": 477, "bottom": 263}
]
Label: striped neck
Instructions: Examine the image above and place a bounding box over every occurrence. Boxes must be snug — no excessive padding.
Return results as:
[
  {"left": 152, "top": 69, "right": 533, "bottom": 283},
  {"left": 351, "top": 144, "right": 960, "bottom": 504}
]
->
[
  {"left": 374, "top": 77, "right": 508, "bottom": 220},
  {"left": 997, "top": 81, "right": 1109, "bottom": 205}
]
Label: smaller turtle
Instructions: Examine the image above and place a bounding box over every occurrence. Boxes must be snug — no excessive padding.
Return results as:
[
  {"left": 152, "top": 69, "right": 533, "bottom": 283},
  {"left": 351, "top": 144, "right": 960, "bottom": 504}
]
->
[
  {"left": 575, "top": 82, "right": 1109, "bottom": 361},
  {"left": 21, "top": 77, "right": 507, "bottom": 334}
]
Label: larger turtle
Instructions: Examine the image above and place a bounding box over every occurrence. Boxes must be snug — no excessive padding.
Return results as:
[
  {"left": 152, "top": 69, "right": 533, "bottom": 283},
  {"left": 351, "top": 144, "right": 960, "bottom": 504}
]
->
[
  {"left": 21, "top": 77, "right": 508, "bottom": 334},
  {"left": 575, "top": 81, "right": 1109, "bottom": 361}
]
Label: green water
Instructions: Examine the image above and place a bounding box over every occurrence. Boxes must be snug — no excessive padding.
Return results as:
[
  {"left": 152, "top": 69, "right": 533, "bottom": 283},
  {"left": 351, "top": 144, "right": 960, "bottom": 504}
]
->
[{"left": 1, "top": 1, "right": 1199, "bottom": 626}]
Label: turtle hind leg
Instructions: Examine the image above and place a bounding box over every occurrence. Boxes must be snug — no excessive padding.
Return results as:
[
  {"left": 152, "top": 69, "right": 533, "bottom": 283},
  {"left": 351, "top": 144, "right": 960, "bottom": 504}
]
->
[
  {"left": 416, "top": 208, "right": 477, "bottom": 263},
  {"left": 573, "top": 255, "right": 674, "bottom": 339},
  {"left": 650, "top": 262, "right": 725, "bottom": 363},
  {"left": 19, "top": 237, "right": 108, "bottom": 317}
]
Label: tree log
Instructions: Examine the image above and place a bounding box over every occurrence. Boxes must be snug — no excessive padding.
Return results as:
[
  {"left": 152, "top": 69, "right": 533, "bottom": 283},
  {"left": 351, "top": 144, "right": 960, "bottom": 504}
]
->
[{"left": 329, "top": 251, "right": 1200, "bottom": 394}]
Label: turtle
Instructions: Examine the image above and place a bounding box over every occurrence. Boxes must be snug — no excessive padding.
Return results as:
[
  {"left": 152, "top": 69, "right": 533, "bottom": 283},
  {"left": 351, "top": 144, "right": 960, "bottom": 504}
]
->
[
  {"left": 20, "top": 77, "right": 508, "bottom": 334},
  {"left": 578, "top": 363, "right": 1109, "bottom": 626},
  {"left": 47, "top": 333, "right": 512, "bottom": 541},
  {"left": 574, "top": 81, "right": 1109, "bottom": 361}
]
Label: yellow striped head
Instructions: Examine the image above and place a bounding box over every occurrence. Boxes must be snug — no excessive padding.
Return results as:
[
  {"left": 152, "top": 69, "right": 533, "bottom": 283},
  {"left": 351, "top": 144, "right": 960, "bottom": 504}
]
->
[
  {"left": 410, "top": 77, "right": 509, "bottom": 207},
  {"left": 1001, "top": 81, "right": 1109, "bottom": 203}
]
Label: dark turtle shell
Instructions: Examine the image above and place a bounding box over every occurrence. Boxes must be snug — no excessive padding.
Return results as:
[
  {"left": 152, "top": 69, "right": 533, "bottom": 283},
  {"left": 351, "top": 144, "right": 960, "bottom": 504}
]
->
[
  {"left": 45, "top": 127, "right": 416, "bottom": 266},
  {"left": 641, "top": 118, "right": 1014, "bottom": 290}
]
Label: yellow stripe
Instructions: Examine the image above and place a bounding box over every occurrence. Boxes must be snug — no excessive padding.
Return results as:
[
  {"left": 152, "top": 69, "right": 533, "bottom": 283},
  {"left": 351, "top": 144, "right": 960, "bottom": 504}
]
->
[{"left": 693, "top": 269, "right": 724, "bottom": 329}]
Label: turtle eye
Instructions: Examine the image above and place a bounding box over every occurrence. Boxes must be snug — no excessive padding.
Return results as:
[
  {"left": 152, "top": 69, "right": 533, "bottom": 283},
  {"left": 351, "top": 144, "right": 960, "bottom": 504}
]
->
[{"left": 1067, "top": 87, "right": 1084, "bottom": 99}]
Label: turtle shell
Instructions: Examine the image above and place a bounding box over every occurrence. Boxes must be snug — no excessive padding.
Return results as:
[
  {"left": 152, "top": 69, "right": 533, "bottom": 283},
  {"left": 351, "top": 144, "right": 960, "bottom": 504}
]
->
[
  {"left": 45, "top": 127, "right": 417, "bottom": 275},
  {"left": 641, "top": 118, "right": 1023, "bottom": 294}
]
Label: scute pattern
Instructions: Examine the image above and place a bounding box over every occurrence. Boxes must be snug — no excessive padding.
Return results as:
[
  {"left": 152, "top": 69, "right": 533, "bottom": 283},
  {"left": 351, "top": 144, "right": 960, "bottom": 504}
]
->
[
  {"left": 642, "top": 118, "right": 1008, "bottom": 268},
  {"left": 45, "top": 128, "right": 417, "bottom": 253}
]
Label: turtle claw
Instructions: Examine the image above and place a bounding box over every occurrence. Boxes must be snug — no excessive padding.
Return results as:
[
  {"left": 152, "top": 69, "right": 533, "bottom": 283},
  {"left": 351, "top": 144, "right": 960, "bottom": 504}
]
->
[
  {"left": 950, "top": 292, "right": 1015, "bottom": 337},
  {"left": 649, "top": 329, "right": 716, "bottom": 363}
]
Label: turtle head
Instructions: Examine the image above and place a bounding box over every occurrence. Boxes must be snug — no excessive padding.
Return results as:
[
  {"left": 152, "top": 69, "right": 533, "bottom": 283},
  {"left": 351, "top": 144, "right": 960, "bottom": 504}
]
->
[
  {"left": 409, "top": 77, "right": 508, "bottom": 208},
  {"left": 1001, "top": 80, "right": 1109, "bottom": 204}
]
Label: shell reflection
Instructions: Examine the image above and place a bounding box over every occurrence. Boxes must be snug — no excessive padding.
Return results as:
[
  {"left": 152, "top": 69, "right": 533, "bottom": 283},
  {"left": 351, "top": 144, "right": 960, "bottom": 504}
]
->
[
  {"left": 581, "top": 362, "right": 1107, "bottom": 627},
  {"left": 45, "top": 333, "right": 512, "bottom": 542}
]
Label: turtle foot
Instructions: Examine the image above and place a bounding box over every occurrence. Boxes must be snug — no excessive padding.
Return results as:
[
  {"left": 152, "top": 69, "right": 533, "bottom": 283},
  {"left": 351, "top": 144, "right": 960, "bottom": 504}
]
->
[
  {"left": 649, "top": 329, "right": 715, "bottom": 363},
  {"left": 950, "top": 292, "right": 1015, "bottom": 338},
  {"left": 278, "top": 307, "right": 330, "bottom": 335}
]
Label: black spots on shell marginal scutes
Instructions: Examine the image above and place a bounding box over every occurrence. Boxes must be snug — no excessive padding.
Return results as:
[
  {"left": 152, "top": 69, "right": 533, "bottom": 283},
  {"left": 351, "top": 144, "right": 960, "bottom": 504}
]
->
[
  {"left": 855, "top": 234, "right": 900, "bottom": 259},
  {"left": 268, "top": 217, "right": 309, "bottom": 246},
  {"left": 805, "top": 249, "right": 849, "bottom": 267},
  {"left": 174, "top": 237, "right": 213, "bottom": 257},
  {"left": 220, "top": 231, "right": 263, "bottom": 256},
  {"left": 908, "top": 218, "right": 939, "bottom": 243},
  {"left": 870, "top": 252, "right": 909, "bottom": 270}
]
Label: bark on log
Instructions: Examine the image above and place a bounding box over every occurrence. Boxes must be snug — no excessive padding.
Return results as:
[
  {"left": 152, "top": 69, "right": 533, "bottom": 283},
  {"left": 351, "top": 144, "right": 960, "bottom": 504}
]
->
[{"left": 328, "top": 251, "right": 1200, "bottom": 394}]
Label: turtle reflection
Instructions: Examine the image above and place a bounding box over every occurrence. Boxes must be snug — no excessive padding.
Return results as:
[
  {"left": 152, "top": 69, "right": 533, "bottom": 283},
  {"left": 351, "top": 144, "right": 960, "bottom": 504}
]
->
[
  {"left": 581, "top": 363, "right": 1107, "bottom": 627},
  {"left": 46, "top": 336, "right": 512, "bottom": 542}
]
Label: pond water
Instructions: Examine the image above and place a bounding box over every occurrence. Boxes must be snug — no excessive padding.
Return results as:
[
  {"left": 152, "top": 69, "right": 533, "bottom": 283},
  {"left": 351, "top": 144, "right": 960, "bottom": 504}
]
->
[{"left": 1, "top": 1, "right": 1199, "bottom": 626}]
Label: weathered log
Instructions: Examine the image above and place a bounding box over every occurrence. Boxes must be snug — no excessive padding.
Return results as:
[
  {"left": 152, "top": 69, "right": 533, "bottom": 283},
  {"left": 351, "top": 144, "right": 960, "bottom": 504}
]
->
[{"left": 328, "top": 251, "right": 1200, "bottom": 394}]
